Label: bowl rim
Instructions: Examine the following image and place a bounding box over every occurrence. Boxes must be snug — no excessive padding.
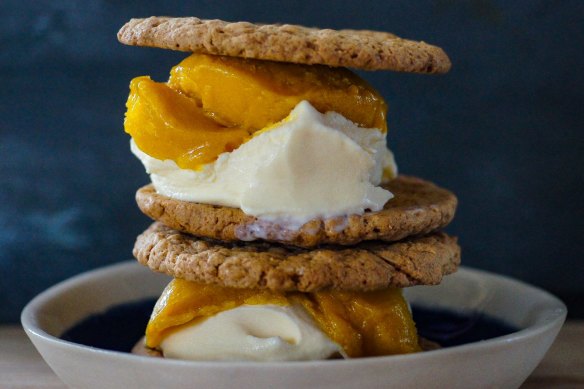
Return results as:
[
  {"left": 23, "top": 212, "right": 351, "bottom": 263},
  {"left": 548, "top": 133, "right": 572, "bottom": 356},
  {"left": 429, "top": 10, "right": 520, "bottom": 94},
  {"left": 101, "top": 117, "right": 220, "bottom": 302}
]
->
[{"left": 21, "top": 261, "right": 567, "bottom": 369}]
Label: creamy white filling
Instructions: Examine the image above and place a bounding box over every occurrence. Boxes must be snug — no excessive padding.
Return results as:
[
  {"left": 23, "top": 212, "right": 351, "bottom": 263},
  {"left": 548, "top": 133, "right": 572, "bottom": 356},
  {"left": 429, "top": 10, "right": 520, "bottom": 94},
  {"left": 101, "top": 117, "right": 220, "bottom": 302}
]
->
[
  {"left": 160, "top": 305, "right": 342, "bottom": 361},
  {"left": 131, "top": 100, "right": 397, "bottom": 227}
]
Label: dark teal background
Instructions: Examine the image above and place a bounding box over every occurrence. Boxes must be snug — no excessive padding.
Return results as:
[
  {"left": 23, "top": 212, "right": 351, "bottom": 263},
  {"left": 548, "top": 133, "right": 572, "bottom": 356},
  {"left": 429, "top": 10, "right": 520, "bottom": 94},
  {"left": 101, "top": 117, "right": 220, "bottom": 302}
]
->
[{"left": 1, "top": 1, "right": 582, "bottom": 322}]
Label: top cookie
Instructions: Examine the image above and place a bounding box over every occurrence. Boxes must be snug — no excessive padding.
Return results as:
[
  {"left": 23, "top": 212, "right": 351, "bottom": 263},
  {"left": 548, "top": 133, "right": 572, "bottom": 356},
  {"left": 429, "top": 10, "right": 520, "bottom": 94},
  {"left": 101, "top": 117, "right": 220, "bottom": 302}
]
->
[{"left": 118, "top": 17, "right": 451, "bottom": 74}]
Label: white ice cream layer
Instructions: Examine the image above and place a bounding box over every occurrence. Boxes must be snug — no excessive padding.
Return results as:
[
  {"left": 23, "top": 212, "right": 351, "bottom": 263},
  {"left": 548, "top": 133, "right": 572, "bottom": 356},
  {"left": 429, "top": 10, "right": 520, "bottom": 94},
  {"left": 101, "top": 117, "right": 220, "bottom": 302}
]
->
[
  {"left": 160, "top": 304, "right": 341, "bottom": 361},
  {"left": 131, "top": 100, "right": 397, "bottom": 226}
]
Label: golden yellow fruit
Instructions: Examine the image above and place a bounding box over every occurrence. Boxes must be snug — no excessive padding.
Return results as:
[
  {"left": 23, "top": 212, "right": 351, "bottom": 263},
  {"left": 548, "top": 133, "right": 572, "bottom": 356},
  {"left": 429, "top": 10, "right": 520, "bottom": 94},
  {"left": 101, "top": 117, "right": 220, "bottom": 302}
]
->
[{"left": 146, "top": 279, "right": 420, "bottom": 357}]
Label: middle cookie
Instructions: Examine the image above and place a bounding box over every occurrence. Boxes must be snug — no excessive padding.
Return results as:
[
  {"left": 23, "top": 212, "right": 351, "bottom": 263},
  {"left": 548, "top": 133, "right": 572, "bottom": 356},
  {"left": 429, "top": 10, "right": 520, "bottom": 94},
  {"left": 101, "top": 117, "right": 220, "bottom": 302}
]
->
[{"left": 136, "top": 175, "right": 457, "bottom": 248}]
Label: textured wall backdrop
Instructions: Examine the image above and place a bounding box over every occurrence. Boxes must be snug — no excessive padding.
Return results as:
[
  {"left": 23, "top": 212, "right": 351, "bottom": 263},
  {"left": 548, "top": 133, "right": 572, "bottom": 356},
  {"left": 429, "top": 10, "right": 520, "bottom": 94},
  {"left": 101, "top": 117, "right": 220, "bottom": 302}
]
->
[{"left": 0, "top": 0, "right": 582, "bottom": 322}]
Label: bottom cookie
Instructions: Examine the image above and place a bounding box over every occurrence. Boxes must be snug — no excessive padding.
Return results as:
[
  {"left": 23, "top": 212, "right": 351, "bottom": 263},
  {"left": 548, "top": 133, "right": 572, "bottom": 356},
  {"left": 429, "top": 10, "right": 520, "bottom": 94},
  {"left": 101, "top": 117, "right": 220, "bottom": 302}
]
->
[{"left": 133, "top": 222, "right": 460, "bottom": 292}]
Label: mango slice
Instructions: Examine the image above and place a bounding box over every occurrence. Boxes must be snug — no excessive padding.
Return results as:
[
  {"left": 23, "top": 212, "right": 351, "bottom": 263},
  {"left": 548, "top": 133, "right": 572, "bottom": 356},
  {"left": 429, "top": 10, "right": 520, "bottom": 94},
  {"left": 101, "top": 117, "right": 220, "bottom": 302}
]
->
[
  {"left": 146, "top": 279, "right": 420, "bottom": 357},
  {"left": 301, "top": 290, "right": 421, "bottom": 357},
  {"left": 124, "top": 76, "right": 250, "bottom": 169},
  {"left": 125, "top": 54, "right": 389, "bottom": 170},
  {"left": 169, "top": 54, "right": 387, "bottom": 132}
]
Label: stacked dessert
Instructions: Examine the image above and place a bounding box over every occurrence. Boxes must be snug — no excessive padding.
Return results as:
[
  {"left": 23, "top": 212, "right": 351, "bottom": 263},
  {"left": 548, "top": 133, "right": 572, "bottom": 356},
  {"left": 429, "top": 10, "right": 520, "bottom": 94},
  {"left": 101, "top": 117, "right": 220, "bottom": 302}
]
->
[{"left": 118, "top": 16, "right": 460, "bottom": 361}]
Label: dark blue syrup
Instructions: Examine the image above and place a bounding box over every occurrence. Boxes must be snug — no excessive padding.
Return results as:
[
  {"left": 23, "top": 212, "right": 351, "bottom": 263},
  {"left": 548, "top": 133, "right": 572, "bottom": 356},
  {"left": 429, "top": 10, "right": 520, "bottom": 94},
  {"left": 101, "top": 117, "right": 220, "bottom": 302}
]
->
[
  {"left": 411, "top": 305, "right": 518, "bottom": 348},
  {"left": 60, "top": 298, "right": 519, "bottom": 352},
  {"left": 61, "top": 297, "right": 157, "bottom": 352}
]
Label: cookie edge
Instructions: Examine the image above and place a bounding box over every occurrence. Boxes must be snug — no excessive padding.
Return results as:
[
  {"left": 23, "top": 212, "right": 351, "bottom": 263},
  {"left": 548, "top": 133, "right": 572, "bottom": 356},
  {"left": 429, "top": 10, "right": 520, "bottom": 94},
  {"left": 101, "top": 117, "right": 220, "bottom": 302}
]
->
[{"left": 117, "top": 16, "right": 451, "bottom": 74}]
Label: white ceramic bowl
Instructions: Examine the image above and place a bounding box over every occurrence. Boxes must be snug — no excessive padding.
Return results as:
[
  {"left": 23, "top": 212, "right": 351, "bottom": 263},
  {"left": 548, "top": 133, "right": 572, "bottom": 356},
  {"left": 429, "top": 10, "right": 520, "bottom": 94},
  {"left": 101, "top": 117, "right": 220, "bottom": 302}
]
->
[{"left": 22, "top": 261, "right": 566, "bottom": 389}]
